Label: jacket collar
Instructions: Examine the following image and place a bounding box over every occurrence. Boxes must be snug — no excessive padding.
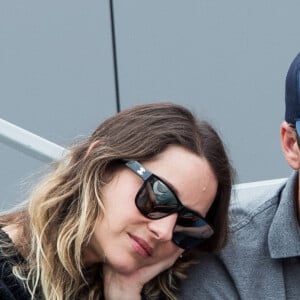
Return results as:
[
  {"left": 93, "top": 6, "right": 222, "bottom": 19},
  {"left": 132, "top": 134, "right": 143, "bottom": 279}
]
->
[{"left": 268, "top": 171, "right": 300, "bottom": 258}]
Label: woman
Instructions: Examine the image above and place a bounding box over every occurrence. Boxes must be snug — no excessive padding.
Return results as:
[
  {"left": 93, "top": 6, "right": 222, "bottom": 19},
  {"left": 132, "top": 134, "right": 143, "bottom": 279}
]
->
[{"left": 0, "top": 102, "right": 234, "bottom": 300}]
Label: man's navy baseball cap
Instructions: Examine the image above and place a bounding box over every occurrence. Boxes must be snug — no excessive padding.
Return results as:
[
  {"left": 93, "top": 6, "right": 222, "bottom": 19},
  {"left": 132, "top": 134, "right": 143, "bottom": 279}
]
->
[{"left": 285, "top": 52, "right": 300, "bottom": 135}]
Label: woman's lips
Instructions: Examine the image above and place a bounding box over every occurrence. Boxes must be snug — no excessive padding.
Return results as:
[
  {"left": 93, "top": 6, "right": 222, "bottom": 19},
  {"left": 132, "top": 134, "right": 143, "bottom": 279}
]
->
[{"left": 129, "top": 234, "right": 153, "bottom": 257}]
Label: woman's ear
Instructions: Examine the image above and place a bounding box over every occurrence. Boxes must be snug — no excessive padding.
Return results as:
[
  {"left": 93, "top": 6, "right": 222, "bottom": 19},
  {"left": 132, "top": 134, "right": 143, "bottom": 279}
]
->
[{"left": 280, "top": 121, "right": 300, "bottom": 170}]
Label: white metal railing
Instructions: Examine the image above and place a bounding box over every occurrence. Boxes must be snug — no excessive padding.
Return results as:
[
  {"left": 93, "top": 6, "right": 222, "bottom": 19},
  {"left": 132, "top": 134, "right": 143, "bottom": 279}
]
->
[
  {"left": 0, "top": 118, "right": 288, "bottom": 188},
  {"left": 233, "top": 177, "right": 287, "bottom": 190},
  {"left": 0, "top": 118, "right": 66, "bottom": 162}
]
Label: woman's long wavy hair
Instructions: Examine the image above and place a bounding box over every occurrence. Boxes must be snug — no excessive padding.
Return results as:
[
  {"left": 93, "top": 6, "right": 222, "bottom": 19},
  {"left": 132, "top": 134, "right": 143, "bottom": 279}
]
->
[{"left": 0, "top": 102, "right": 234, "bottom": 299}]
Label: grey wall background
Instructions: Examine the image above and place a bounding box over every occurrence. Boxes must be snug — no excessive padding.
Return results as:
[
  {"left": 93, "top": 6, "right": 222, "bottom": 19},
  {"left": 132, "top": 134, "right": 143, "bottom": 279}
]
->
[{"left": 1, "top": 0, "right": 299, "bottom": 209}]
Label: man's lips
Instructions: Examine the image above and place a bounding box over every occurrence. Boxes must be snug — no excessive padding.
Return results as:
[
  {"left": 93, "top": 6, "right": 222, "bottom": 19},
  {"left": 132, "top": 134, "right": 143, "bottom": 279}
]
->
[{"left": 129, "top": 234, "right": 154, "bottom": 257}]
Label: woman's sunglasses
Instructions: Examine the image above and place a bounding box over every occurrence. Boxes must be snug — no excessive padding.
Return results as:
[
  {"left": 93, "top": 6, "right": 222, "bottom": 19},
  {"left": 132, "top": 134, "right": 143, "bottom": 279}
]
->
[{"left": 125, "top": 160, "right": 214, "bottom": 250}]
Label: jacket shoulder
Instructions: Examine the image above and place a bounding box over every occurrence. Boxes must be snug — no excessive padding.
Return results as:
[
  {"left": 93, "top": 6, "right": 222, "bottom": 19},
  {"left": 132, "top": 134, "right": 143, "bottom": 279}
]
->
[{"left": 229, "top": 178, "right": 287, "bottom": 230}]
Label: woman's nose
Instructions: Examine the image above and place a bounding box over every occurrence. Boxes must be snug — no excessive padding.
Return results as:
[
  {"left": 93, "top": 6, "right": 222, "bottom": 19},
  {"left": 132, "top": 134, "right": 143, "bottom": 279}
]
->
[{"left": 147, "top": 213, "right": 178, "bottom": 242}]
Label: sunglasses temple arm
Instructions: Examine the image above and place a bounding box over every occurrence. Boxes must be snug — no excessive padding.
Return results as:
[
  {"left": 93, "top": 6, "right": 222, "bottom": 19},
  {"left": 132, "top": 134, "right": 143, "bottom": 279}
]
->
[{"left": 125, "top": 160, "right": 152, "bottom": 180}]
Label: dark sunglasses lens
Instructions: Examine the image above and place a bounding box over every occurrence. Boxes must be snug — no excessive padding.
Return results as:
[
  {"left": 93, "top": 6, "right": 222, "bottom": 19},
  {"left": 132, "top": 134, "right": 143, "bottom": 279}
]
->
[
  {"left": 136, "top": 177, "right": 179, "bottom": 218},
  {"left": 173, "top": 213, "right": 214, "bottom": 249},
  {"left": 134, "top": 173, "right": 214, "bottom": 250},
  {"left": 173, "top": 233, "right": 206, "bottom": 249}
]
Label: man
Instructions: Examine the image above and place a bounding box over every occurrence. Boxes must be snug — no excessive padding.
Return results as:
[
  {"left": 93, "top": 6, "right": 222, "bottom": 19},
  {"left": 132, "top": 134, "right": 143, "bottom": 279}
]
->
[{"left": 179, "top": 53, "right": 300, "bottom": 299}]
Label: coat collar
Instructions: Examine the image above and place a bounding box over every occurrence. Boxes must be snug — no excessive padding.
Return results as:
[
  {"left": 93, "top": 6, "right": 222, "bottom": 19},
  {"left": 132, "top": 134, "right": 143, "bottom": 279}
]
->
[{"left": 268, "top": 171, "right": 300, "bottom": 258}]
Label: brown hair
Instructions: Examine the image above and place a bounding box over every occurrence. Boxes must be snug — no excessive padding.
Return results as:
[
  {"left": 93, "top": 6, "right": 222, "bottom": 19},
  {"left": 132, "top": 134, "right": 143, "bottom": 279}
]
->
[{"left": 0, "top": 102, "right": 234, "bottom": 299}]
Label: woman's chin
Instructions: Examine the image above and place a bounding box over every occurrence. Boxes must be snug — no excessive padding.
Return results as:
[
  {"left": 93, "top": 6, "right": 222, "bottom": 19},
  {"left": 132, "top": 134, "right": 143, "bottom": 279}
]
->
[{"left": 107, "top": 256, "right": 141, "bottom": 275}]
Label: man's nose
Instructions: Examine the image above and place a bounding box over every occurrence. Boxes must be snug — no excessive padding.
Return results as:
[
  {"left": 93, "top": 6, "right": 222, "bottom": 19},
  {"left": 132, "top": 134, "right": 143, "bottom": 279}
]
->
[{"left": 147, "top": 213, "right": 178, "bottom": 242}]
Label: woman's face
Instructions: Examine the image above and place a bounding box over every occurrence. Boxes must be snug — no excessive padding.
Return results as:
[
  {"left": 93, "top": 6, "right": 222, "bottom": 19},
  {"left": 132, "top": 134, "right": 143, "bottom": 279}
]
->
[{"left": 85, "top": 145, "right": 218, "bottom": 274}]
